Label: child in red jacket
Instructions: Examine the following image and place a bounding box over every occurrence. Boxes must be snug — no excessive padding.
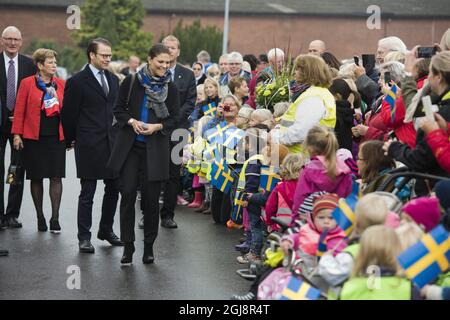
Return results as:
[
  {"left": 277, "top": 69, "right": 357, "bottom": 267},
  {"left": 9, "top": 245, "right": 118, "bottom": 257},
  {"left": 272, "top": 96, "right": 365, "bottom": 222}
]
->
[{"left": 264, "top": 153, "right": 305, "bottom": 232}]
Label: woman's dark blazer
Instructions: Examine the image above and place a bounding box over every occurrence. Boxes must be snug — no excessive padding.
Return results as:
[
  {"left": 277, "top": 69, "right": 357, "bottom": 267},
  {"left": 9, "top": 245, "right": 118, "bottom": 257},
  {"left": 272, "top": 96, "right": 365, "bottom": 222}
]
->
[{"left": 107, "top": 74, "right": 180, "bottom": 181}]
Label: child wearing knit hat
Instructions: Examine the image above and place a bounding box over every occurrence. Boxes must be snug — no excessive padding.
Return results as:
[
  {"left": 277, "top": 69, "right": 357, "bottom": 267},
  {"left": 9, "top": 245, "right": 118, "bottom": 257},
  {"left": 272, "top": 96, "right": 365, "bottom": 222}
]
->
[
  {"left": 257, "top": 194, "right": 348, "bottom": 300},
  {"left": 280, "top": 193, "right": 348, "bottom": 269},
  {"left": 401, "top": 196, "right": 442, "bottom": 232},
  {"left": 318, "top": 193, "right": 398, "bottom": 287}
]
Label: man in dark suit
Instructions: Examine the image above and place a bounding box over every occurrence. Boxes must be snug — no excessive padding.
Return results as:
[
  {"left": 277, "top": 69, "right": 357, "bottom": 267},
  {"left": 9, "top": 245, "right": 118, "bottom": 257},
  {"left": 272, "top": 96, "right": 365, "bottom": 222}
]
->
[
  {"left": 0, "top": 26, "right": 36, "bottom": 229},
  {"left": 158, "top": 35, "right": 196, "bottom": 229},
  {"left": 61, "top": 38, "right": 123, "bottom": 253}
]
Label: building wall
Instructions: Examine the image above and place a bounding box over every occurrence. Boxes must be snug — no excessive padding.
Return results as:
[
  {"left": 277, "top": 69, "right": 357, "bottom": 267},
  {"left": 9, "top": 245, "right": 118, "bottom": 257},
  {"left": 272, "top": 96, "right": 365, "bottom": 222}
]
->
[
  {"left": 144, "top": 13, "right": 450, "bottom": 58},
  {"left": 1, "top": 7, "right": 449, "bottom": 61}
]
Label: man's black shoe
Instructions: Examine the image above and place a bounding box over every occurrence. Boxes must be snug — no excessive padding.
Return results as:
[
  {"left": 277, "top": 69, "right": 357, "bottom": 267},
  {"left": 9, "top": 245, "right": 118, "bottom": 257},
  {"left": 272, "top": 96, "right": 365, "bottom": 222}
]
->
[
  {"left": 97, "top": 231, "right": 124, "bottom": 246},
  {"left": 0, "top": 248, "right": 9, "bottom": 257},
  {"left": 161, "top": 218, "right": 178, "bottom": 229},
  {"left": 0, "top": 218, "right": 7, "bottom": 230},
  {"left": 142, "top": 243, "right": 154, "bottom": 264},
  {"left": 79, "top": 240, "right": 95, "bottom": 253},
  {"left": 7, "top": 217, "right": 22, "bottom": 228}
]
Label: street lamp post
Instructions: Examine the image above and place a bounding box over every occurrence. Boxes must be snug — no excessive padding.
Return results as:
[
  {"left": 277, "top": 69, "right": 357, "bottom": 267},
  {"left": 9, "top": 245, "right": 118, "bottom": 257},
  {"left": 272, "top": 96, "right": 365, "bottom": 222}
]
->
[{"left": 222, "top": 0, "right": 230, "bottom": 54}]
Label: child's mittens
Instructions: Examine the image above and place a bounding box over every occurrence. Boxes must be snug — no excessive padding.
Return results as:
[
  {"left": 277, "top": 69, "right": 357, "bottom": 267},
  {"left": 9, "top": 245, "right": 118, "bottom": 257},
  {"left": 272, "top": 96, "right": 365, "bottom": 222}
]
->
[{"left": 421, "top": 285, "right": 443, "bottom": 300}]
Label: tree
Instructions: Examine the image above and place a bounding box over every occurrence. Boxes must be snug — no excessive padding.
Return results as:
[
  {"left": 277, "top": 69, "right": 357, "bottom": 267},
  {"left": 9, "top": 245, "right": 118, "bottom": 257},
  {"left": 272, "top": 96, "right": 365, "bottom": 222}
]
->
[
  {"left": 25, "top": 39, "right": 85, "bottom": 75},
  {"left": 163, "top": 19, "right": 223, "bottom": 65},
  {"left": 73, "top": 0, "right": 153, "bottom": 62}
]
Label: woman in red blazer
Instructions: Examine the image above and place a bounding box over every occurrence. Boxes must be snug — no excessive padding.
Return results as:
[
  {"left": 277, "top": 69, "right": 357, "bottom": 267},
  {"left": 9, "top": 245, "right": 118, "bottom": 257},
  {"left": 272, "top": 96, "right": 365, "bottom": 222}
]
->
[{"left": 12, "top": 48, "right": 65, "bottom": 233}]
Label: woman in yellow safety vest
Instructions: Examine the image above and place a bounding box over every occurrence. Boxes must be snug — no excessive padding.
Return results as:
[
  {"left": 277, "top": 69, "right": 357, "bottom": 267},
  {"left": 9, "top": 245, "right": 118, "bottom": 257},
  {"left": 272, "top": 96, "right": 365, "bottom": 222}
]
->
[{"left": 273, "top": 55, "right": 336, "bottom": 154}]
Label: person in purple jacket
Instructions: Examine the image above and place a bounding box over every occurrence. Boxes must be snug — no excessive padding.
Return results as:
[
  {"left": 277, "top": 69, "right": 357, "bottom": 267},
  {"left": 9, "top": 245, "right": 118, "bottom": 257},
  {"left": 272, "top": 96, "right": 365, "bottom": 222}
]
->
[{"left": 291, "top": 125, "right": 353, "bottom": 221}]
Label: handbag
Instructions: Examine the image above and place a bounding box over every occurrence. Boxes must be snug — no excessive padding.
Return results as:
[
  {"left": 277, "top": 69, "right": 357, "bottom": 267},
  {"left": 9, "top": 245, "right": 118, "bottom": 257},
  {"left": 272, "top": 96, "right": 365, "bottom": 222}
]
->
[{"left": 6, "top": 151, "right": 23, "bottom": 185}]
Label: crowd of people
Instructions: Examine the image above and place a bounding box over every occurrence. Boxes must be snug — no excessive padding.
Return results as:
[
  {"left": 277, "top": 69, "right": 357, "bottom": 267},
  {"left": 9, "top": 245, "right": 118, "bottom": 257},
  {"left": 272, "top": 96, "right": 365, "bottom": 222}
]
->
[{"left": 1, "top": 23, "right": 450, "bottom": 300}]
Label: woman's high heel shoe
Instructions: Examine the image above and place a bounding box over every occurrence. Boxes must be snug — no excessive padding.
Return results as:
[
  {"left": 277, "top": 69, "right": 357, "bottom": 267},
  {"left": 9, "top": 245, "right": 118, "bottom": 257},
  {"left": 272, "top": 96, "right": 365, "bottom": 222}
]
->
[
  {"left": 37, "top": 216, "right": 47, "bottom": 232},
  {"left": 121, "top": 242, "right": 135, "bottom": 264},
  {"left": 142, "top": 243, "right": 154, "bottom": 264}
]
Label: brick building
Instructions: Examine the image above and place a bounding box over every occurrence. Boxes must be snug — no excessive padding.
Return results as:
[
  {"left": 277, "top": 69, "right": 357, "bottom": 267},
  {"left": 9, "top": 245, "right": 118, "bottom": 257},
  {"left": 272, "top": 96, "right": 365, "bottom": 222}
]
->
[{"left": 0, "top": 0, "right": 449, "bottom": 60}]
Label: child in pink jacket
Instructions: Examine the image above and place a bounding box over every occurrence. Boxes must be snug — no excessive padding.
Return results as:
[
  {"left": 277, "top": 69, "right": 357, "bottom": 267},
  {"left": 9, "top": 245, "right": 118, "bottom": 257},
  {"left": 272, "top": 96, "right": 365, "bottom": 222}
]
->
[
  {"left": 291, "top": 126, "right": 353, "bottom": 221},
  {"left": 264, "top": 153, "right": 305, "bottom": 232},
  {"left": 258, "top": 193, "right": 347, "bottom": 300}
]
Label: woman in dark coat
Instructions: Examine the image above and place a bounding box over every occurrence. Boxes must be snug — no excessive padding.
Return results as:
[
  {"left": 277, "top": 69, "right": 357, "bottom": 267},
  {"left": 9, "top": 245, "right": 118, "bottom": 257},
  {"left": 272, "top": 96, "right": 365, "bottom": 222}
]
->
[{"left": 107, "top": 44, "right": 180, "bottom": 264}]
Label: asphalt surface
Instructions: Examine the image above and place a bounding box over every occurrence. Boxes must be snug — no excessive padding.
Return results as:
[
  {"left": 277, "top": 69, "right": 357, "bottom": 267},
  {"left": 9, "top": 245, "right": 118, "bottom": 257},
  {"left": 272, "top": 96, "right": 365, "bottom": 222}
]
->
[{"left": 0, "top": 146, "right": 249, "bottom": 300}]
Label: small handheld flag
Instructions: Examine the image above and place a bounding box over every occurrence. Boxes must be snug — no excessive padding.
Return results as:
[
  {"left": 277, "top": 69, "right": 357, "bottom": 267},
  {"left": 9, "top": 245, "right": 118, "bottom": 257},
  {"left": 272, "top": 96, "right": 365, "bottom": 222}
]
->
[
  {"left": 210, "top": 160, "right": 235, "bottom": 193},
  {"left": 385, "top": 84, "right": 398, "bottom": 124},
  {"left": 260, "top": 166, "right": 281, "bottom": 192},
  {"left": 230, "top": 191, "right": 245, "bottom": 225},
  {"left": 332, "top": 195, "right": 357, "bottom": 237},
  {"left": 351, "top": 180, "right": 362, "bottom": 199},
  {"left": 223, "top": 127, "right": 245, "bottom": 150},
  {"left": 397, "top": 224, "right": 450, "bottom": 288},
  {"left": 203, "top": 144, "right": 220, "bottom": 162},
  {"left": 316, "top": 228, "right": 329, "bottom": 257},
  {"left": 279, "top": 276, "right": 321, "bottom": 300},
  {"left": 205, "top": 121, "right": 229, "bottom": 144},
  {"left": 202, "top": 102, "right": 217, "bottom": 118}
]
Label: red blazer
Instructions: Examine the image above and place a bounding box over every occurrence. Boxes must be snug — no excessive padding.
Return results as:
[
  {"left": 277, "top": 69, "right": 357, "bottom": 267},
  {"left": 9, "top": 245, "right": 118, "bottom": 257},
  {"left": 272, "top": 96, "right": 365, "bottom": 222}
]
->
[
  {"left": 11, "top": 75, "right": 65, "bottom": 141},
  {"left": 425, "top": 124, "right": 450, "bottom": 174},
  {"left": 379, "top": 97, "right": 416, "bottom": 148}
]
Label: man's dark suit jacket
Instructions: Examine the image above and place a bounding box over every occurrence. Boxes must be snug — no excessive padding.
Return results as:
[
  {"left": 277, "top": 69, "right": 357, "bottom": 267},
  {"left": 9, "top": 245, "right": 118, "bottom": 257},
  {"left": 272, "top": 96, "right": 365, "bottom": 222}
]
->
[
  {"left": 61, "top": 65, "right": 119, "bottom": 179},
  {"left": 0, "top": 52, "right": 36, "bottom": 133},
  {"left": 172, "top": 63, "right": 196, "bottom": 130}
]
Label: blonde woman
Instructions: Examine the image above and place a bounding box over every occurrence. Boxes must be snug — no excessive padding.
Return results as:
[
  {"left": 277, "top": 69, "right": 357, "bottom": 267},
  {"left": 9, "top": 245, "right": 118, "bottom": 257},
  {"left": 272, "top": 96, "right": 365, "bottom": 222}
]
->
[
  {"left": 340, "top": 225, "right": 415, "bottom": 300},
  {"left": 273, "top": 55, "right": 336, "bottom": 154}
]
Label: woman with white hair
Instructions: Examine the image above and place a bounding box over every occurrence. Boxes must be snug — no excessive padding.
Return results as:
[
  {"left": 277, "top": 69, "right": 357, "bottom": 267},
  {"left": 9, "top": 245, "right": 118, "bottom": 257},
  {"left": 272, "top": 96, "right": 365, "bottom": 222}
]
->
[
  {"left": 352, "top": 61, "right": 413, "bottom": 145},
  {"left": 219, "top": 51, "right": 252, "bottom": 86},
  {"left": 377, "top": 36, "right": 407, "bottom": 65}
]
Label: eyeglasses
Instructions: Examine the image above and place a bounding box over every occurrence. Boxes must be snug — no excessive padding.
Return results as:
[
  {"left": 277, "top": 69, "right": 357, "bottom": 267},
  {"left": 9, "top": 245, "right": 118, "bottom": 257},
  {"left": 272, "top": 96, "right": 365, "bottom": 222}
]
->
[
  {"left": 229, "top": 63, "right": 241, "bottom": 66},
  {"left": 96, "top": 53, "right": 112, "bottom": 59},
  {"left": 2, "top": 37, "right": 22, "bottom": 42}
]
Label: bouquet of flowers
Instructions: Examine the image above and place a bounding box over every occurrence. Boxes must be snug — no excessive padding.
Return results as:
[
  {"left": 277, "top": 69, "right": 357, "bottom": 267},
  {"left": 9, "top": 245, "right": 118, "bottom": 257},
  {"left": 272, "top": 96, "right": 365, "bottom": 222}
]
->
[{"left": 255, "top": 62, "right": 294, "bottom": 111}]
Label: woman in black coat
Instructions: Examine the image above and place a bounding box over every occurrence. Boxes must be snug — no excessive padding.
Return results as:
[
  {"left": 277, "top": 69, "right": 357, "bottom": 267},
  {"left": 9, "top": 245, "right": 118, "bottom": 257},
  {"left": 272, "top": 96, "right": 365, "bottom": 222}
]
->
[{"left": 107, "top": 44, "right": 180, "bottom": 264}]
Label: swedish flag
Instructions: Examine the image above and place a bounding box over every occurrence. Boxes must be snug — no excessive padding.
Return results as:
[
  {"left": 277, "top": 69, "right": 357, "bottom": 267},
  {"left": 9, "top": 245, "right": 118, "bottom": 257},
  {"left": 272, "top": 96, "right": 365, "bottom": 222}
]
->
[
  {"left": 260, "top": 166, "right": 281, "bottom": 192},
  {"left": 210, "top": 159, "right": 235, "bottom": 193},
  {"left": 384, "top": 84, "right": 398, "bottom": 124},
  {"left": 203, "top": 144, "right": 220, "bottom": 162},
  {"left": 202, "top": 102, "right": 217, "bottom": 118},
  {"left": 352, "top": 180, "right": 362, "bottom": 199},
  {"left": 205, "top": 121, "right": 229, "bottom": 144},
  {"left": 231, "top": 191, "right": 245, "bottom": 225},
  {"left": 397, "top": 224, "right": 450, "bottom": 288},
  {"left": 223, "top": 127, "right": 245, "bottom": 150},
  {"left": 332, "top": 194, "right": 358, "bottom": 237},
  {"left": 279, "top": 276, "right": 321, "bottom": 300},
  {"left": 316, "top": 228, "right": 329, "bottom": 257}
]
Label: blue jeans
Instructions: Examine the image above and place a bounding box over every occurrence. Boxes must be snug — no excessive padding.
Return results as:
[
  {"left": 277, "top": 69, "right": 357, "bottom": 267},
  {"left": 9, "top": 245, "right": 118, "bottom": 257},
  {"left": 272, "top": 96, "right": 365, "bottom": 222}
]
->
[{"left": 247, "top": 192, "right": 268, "bottom": 256}]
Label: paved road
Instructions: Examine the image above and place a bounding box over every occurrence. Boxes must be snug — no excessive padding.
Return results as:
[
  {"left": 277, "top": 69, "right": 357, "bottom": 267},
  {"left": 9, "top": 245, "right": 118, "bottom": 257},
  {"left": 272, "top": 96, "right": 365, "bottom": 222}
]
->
[{"left": 0, "top": 146, "right": 249, "bottom": 299}]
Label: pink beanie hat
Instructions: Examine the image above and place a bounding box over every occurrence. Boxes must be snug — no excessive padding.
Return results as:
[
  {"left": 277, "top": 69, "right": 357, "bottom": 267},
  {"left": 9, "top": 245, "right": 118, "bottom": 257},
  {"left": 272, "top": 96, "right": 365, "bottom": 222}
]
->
[{"left": 401, "top": 197, "right": 441, "bottom": 232}]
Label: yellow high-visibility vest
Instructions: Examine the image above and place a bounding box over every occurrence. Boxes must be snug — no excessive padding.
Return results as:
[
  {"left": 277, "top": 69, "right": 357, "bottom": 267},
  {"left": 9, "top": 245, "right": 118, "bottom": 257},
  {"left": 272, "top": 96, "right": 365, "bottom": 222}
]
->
[{"left": 279, "top": 86, "right": 336, "bottom": 154}]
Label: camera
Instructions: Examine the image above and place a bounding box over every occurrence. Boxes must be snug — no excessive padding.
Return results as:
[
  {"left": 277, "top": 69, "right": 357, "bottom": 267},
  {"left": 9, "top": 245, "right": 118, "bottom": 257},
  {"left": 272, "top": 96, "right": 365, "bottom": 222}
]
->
[
  {"left": 223, "top": 104, "right": 231, "bottom": 112},
  {"left": 417, "top": 46, "right": 437, "bottom": 59},
  {"left": 384, "top": 71, "right": 392, "bottom": 86}
]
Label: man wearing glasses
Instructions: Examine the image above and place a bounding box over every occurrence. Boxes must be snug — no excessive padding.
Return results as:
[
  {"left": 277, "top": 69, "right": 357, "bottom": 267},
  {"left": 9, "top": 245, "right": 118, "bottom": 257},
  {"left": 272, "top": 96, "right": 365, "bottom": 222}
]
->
[
  {"left": 0, "top": 26, "right": 36, "bottom": 232},
  {"left": 219, "top": 51, "right": 252, "bottom": 86},
  {"left": 61, "top": 38, "right": 123, "bottom": 253}
]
